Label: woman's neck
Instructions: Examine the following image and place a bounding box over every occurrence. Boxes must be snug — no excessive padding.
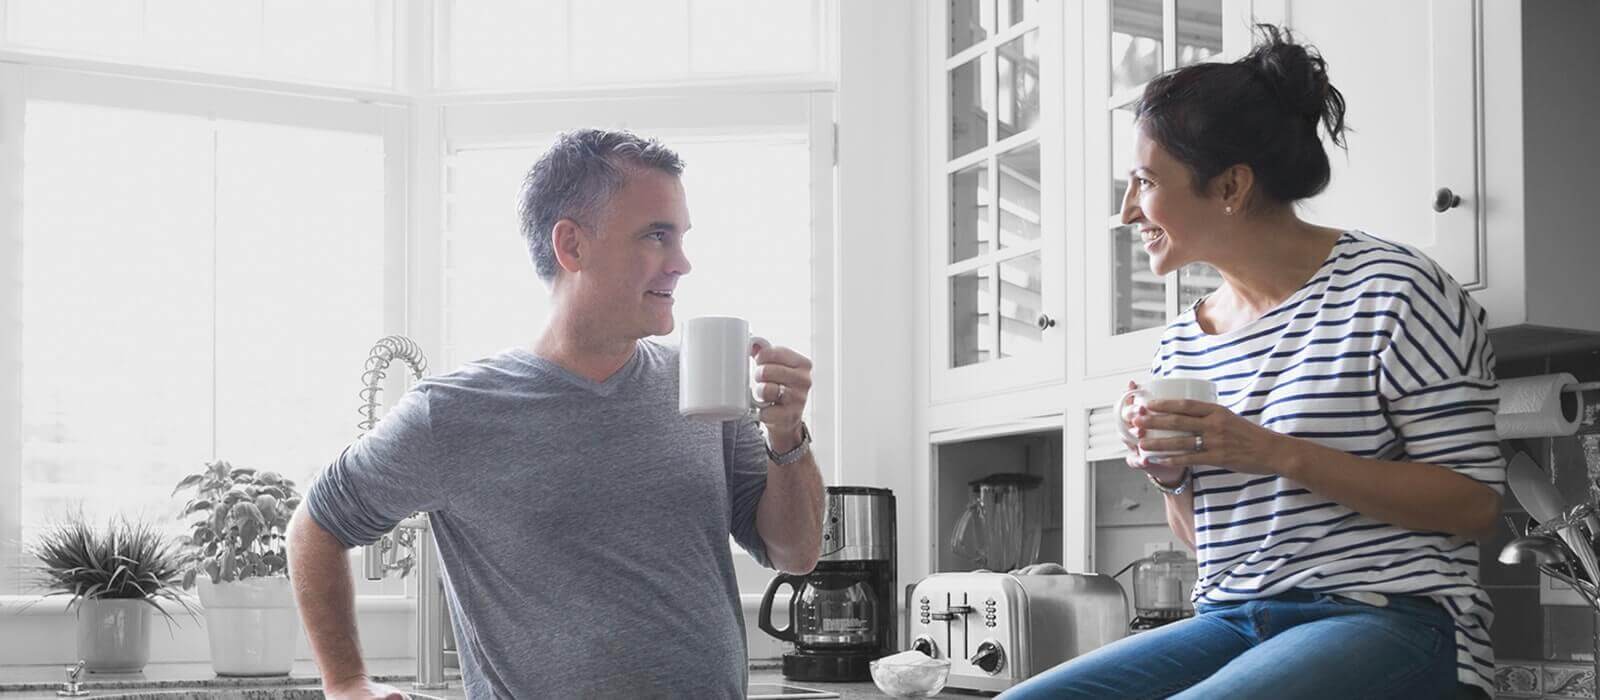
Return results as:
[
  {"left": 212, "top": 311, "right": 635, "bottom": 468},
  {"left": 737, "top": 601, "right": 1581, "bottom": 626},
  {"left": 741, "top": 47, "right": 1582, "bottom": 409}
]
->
[{"left": 1206, "top": 209, "right": 1343, "bottom": 317}]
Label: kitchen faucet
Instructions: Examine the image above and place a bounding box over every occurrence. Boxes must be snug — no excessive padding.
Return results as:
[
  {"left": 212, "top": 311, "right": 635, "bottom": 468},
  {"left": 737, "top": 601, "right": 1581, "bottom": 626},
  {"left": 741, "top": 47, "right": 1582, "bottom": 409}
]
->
[
  {"left": 355, "top": 335, "right": 453, "bottom": 690},
  {"left": 1500, "top": 500, "right": 1600, "bottom": 695}
]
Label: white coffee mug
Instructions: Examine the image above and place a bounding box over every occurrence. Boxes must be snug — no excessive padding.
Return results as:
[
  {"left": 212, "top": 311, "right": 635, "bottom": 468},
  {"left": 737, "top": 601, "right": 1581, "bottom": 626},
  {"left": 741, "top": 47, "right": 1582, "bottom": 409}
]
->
[
  {"left": 679, "top": 316, "right": 773, "bottom": 421},
  {"left": 1116, "top": 377, "right": 1219, "bottom": 456}
]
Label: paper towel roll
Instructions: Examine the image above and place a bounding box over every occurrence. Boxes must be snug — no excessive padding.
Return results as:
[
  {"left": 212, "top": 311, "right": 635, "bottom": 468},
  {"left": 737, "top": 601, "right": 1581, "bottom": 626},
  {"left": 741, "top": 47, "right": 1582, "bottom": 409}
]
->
[{"left": 1496, "top": 373, "right": 1583, "bottom": 439}]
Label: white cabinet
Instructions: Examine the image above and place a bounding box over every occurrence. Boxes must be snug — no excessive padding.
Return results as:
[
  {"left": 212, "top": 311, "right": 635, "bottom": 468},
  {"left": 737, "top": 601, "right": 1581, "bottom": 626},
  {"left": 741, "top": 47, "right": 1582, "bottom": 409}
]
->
[
  {"left": 927, "top": 0, "right": 1072, "bottom": 402},
  {"left": 1269, "top": 0, "right": 1600, "bottom": 358},
  {"left": 1281, "top": 0, "right": 1481, "bottom": 288}
]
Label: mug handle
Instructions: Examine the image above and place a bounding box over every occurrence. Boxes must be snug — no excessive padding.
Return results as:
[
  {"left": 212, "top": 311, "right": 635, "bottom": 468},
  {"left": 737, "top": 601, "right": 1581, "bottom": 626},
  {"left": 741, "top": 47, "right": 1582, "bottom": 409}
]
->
[
  {"left": 748, "top": 336, "right": 775, "bottom": 410},
  {"left": 1116, "top": 387, "right": 1147, "bottom": 446}
]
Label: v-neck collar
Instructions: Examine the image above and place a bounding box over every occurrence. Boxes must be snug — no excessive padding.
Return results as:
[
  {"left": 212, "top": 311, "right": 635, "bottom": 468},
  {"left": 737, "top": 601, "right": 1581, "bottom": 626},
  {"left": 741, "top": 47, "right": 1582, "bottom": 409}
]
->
[{"left": 510, "top": 342, "right": 644, "bottom": 397}]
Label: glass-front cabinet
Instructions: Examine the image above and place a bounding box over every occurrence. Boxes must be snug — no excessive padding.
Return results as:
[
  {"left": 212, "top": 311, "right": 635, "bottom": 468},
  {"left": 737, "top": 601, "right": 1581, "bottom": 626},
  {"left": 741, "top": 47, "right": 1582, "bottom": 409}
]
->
[
  {"left": 1083, "top": 0, "right": 1246, "bottom": 377},
  {"left": 931, "top": 0, "right": 1070, "bottom": 402}
]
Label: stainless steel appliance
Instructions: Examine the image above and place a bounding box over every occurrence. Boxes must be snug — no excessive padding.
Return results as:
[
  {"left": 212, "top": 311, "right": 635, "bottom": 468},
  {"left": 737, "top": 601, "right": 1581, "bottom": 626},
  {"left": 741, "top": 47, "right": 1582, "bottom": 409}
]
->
[
  {"left": 759, "top": 486, "right": 896, "bottom": 682},
  {"left": 907, "top": 571, "right": 1126, "bottom": 692}
]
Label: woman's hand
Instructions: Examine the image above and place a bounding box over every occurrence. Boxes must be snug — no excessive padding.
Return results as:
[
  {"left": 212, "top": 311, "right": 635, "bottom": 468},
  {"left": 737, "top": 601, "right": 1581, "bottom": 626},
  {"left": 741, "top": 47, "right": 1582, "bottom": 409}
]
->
[
  {"left": 1133, "top": 398, "right": 1293, "bottom": 476},
  {"left": 1120, "top": 380, "right": 1188, "bottom": 485}
]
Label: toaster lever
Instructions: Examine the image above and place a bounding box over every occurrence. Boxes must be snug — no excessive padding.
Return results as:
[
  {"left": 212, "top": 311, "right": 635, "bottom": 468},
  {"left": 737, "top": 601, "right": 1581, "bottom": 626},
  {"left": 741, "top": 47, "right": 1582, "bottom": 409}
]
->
[{"left": 929, "top": 604, "right": 974, "bottom": 621}]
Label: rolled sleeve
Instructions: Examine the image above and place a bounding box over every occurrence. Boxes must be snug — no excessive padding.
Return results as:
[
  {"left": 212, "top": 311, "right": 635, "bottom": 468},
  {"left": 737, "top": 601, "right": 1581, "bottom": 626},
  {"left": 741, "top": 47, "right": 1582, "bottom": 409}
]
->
[
  {"left": 724, "top": 416, "right": 772, "bottom": 568},
  {"left": 304, "top": 386, "right": 448, "bottom": 548},
  {"left": 1376, "top": 276, "right": 1506, "bottom": 493}
]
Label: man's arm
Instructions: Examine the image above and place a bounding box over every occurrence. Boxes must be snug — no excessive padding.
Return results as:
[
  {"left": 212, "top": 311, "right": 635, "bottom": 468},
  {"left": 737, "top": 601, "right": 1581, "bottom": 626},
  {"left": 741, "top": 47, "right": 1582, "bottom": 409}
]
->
[
  {"left": 755, "top": 433, "right": 825, "bottom": 574},
  {"left": 748, "top": 343, "right": 826, "bottom": 575},
  {"left": 287, "top": 507, "right": 407, "bottom": 700}
]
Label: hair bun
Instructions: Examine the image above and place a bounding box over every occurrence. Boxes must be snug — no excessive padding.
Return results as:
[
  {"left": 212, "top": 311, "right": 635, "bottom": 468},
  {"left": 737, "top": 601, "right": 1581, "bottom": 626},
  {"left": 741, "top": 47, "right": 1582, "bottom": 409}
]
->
[{"left": 1246, "top": 24, "right": 1347, "bottom": 147}]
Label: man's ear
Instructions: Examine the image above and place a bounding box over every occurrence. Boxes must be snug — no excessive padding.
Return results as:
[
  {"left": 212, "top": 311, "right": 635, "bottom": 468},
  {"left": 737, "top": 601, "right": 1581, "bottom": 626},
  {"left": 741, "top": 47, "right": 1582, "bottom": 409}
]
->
[{"left": 550, "top": 219, "right": 586, "bottom": 274}]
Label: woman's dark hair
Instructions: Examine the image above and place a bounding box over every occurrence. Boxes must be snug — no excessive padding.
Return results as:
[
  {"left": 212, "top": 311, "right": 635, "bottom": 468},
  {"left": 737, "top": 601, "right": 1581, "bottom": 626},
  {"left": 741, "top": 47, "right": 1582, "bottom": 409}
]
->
[{"left": 1134, "top": 24, "right": 1348, "bottom": 207}]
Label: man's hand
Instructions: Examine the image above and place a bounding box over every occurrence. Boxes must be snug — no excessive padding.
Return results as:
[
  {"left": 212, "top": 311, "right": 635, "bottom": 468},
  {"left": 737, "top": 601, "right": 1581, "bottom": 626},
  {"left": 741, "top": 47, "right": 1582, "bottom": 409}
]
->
[
  {"left": 325, "top": 676, "right": 409, "bottom": 700},
  {"left": 751, "top": 342, "right": 813, "bottom": 453}
]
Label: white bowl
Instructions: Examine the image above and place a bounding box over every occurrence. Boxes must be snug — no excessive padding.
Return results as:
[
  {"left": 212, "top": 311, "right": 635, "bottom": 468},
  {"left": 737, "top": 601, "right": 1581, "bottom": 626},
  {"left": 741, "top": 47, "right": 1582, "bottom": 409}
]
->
[{"left": 869, "top": 656, "right": 951, "bottom": 698}]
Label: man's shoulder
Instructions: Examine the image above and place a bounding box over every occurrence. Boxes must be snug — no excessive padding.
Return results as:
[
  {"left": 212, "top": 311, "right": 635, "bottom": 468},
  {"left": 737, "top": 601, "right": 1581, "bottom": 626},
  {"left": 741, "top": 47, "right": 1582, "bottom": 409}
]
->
[{"left": 421, "top": 348, "right": 527, "bottom": 385}]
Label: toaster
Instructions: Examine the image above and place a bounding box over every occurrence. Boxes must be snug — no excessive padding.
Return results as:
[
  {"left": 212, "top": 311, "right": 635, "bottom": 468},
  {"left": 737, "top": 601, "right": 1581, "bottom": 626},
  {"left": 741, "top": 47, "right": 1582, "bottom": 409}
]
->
[{"left": 905, "top": 571, "right": 1128, "bottom": 692}]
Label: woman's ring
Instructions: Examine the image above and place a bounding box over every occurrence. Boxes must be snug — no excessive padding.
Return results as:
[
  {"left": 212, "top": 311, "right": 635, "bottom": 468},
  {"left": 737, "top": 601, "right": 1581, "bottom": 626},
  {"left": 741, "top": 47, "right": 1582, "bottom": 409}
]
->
[{"left": 1193, "top": 434, "right": 1205, "bottom": 452}]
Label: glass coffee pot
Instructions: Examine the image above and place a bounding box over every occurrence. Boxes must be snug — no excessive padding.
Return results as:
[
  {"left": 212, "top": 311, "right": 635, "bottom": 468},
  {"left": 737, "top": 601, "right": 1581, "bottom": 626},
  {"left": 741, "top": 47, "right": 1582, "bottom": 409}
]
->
[
  {"left": 950, "top": 473, "right": 1044, "bottom": 572},
  {"left": 759, "top": 563, "right": 881, "bottom": 651},
  {"left": 1128, "top": 549, "right": 1198, "bottom": 632}
]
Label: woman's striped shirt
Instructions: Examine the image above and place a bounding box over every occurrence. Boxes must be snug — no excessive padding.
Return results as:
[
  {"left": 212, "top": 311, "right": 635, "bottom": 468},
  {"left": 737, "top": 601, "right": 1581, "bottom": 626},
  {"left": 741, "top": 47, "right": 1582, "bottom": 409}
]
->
[{"left": 1153, "top": 230, "right": 1505, "bottom": 693}]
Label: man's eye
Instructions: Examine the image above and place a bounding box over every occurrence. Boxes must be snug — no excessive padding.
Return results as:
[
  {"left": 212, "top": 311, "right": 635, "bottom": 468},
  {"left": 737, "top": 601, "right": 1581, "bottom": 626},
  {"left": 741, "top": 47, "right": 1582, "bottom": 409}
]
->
[{"left": 646, "top": 231, "right": 666, "bottom": 241}]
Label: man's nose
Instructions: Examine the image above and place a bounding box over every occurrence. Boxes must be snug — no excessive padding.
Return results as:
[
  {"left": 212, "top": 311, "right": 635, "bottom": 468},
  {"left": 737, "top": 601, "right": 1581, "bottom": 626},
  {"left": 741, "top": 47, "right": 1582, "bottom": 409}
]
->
[{"left": 669, "top": 244, "right": 692, "bottom": 276}]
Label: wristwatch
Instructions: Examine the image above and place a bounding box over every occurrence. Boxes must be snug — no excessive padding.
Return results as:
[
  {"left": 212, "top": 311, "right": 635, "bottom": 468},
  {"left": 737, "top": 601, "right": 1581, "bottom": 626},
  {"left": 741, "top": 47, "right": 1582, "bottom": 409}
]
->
[
  {"left": 1148, "top": 467, "right": 1192, "bottom": 496},
  {"left": 767, "top": 422, "right": 812, "bottom": 466}
]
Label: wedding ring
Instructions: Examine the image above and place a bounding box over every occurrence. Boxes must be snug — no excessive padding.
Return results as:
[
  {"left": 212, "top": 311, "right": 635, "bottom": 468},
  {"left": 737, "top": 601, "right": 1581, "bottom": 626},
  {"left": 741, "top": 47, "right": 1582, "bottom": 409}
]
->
[
  {"left": 775, "top": 385, "right": 786, "bottom": 405},
  {"left": 1193, "top": 434, "right": 1205, "bottom": 452}
]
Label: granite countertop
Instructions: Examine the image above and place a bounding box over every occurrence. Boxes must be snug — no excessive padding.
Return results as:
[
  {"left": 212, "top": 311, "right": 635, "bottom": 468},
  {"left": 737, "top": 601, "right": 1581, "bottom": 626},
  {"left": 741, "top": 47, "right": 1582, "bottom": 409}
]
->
[
  {"left": 0, "top": 661, "right": 982, "bottom": 699},
  {"left": 0, "top": 659, "right": 464, "bottom": 700}
]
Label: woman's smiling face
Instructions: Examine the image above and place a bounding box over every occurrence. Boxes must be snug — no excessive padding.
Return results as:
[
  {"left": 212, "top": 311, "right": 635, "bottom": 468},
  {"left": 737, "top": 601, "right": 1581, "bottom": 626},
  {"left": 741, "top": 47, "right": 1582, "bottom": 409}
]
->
[{"left": 1119, "top": 124, "right": 1231, "bottom": 277}]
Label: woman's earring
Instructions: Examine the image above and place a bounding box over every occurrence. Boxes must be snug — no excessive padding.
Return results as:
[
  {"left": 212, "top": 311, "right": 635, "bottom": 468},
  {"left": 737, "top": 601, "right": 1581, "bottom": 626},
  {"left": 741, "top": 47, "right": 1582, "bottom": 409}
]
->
[{"left": 1224, "top": 205, "right": 1234, "bottom": 215}]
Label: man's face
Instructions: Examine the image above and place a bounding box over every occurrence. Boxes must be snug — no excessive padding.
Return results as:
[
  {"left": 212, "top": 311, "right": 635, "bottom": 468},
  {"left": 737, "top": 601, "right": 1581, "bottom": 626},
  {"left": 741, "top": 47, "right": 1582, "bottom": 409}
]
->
[{"left": 569, "top": 167, "right": 693, "bottom": 339}]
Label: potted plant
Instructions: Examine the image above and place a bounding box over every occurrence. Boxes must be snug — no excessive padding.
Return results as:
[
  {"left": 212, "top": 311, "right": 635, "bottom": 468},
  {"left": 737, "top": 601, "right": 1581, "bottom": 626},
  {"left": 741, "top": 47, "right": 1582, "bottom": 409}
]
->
[
  {"left": 173, "top": 459, "right": 303, "bottom": 677},
  {"left": 27, "top": 512, "right": 190, "bottom": 673}
]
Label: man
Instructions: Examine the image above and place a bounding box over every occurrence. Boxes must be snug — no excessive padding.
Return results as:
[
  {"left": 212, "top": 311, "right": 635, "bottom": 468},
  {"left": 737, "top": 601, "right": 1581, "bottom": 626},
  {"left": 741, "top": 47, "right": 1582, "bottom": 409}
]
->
[{"left": 287, "top": 129, "right": 825, "bottom": 699}]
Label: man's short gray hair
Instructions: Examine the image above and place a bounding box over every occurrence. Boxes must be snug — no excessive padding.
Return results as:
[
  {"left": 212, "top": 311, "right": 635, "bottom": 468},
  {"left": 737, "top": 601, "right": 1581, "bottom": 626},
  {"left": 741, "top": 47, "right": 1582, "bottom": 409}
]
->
[{"left": 518, "top": 129, "right": 686, "bottom": 282}]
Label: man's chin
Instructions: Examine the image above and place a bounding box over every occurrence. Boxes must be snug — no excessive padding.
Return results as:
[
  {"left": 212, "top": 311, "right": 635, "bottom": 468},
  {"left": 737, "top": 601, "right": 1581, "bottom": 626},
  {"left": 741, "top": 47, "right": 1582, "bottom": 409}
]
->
[{"left": 648, "top": 316, "right": 676, "bottom": 338}]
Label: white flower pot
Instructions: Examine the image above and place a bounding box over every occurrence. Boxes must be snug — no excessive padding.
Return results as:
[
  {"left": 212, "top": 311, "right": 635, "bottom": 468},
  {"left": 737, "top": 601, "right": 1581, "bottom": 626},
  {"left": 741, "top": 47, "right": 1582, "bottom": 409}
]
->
[
  {"left": 76, "top": 598, "right": 151, "bottom": 673},
  {"left": 197, "top": 577, "right": 300, "bottom": 677}
]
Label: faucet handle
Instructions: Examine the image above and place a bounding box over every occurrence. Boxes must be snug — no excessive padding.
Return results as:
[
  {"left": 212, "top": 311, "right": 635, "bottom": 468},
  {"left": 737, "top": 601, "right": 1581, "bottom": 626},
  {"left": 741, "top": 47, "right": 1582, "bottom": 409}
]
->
[{"left": 57, "top": 660, "right": 89, "bottom": 697}]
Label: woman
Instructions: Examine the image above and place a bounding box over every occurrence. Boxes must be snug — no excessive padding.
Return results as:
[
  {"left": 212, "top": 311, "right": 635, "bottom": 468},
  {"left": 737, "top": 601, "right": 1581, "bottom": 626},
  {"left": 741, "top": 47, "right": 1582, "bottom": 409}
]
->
[{"left": 1002, "top": 26, "right": 1503, "bottom": 699}]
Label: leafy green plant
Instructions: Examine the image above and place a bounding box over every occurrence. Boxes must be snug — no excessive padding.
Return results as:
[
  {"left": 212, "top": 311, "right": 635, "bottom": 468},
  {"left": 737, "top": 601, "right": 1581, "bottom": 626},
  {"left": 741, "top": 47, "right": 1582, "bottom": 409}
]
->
[
  {"left": 26, "top": 511, "right": 193, "bottom": 621},
  {"left": 172, "top": 459, "right": 301, "bottom": 587}
]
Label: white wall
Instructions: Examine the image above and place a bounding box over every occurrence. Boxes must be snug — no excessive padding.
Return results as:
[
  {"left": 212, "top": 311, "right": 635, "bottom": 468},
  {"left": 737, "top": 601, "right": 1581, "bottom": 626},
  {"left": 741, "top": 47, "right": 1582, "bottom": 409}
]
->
[{"left": 832, "top": 0, "right": 929, "bottom": 590}]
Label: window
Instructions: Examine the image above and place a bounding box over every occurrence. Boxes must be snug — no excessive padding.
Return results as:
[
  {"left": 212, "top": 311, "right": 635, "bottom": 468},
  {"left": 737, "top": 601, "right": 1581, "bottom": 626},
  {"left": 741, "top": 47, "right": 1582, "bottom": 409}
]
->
[
  {"left": 0, "top": 4, "right": 834, "bottom": 601},
  {"left": 3, "top": 69, "right": 401, "bottom": 594},
  {"left": 439, "top": 0, "right": 828, "bottom": 91},
  {"left": 1, "top": 0, "right": 396, "bottom": 87}
]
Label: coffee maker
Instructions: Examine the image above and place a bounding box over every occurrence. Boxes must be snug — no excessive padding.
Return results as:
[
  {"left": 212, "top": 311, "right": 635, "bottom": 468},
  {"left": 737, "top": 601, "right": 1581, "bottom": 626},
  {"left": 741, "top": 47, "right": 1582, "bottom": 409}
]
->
[{"left": 758, "top": 486, "right": 896, "bottom": 682}]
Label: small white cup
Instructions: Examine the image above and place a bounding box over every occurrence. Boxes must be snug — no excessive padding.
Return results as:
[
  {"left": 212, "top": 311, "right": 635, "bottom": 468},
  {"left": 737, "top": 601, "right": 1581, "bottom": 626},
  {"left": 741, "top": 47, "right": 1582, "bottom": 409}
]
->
[
  {"left": 1117, "top": 377, "right": 1219, "bottom": 457},
  {"left": 679, "top": 316, "right": 772, "bottom": 421}
]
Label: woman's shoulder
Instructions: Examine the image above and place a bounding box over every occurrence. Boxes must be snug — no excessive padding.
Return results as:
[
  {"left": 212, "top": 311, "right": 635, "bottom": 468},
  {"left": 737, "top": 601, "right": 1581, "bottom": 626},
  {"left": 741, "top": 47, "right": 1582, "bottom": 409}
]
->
[{"left": 1326, "top": 230, "right": 1466, "bottom": 297}]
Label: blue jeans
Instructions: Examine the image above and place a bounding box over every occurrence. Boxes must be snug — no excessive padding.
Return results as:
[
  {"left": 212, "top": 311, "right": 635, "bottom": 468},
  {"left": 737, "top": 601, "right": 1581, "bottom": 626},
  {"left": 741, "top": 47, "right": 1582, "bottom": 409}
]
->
[{"left": 999, "top": 590, "right": 1468, "bottom": 700}]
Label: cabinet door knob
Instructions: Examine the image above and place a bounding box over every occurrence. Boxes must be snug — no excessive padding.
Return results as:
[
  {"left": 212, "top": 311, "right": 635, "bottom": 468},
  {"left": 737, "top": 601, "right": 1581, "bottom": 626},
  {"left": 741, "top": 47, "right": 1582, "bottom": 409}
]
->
[
  {"left": 1036, "top": 313, "right": 1056, "bottom": 330},
  {"left": 1433, "top": 187, "right": 1462, "bottom": 213}
]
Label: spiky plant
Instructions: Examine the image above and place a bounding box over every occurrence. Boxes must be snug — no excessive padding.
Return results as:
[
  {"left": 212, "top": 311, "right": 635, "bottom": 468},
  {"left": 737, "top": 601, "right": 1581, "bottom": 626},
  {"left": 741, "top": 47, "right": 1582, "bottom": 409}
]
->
[
  {"left": 27, "top": 511, "right": 194, "bottom": 622},
  {"left": 172, "top": 459, "right": 301, "bottom": 587}
]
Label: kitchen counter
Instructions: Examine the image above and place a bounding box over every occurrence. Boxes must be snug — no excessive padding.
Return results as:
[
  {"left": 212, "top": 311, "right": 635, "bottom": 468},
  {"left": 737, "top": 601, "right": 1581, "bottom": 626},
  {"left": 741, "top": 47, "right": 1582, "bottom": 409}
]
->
[
  {"left": 749, "top": 669, "right": 991, "bottom": 699},
  {"left": 0, "top": 659, "right": 464, "bottom": 700},
  {"left": 0, "top": 661, "right": 988, "bottom": 699}
]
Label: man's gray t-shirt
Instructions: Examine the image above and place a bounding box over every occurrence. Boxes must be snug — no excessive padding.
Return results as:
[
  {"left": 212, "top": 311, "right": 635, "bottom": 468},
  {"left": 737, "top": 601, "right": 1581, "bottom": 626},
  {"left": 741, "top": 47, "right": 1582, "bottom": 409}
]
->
[{"left": 305, "top": 340, "right": 772, "bottom": 699}]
